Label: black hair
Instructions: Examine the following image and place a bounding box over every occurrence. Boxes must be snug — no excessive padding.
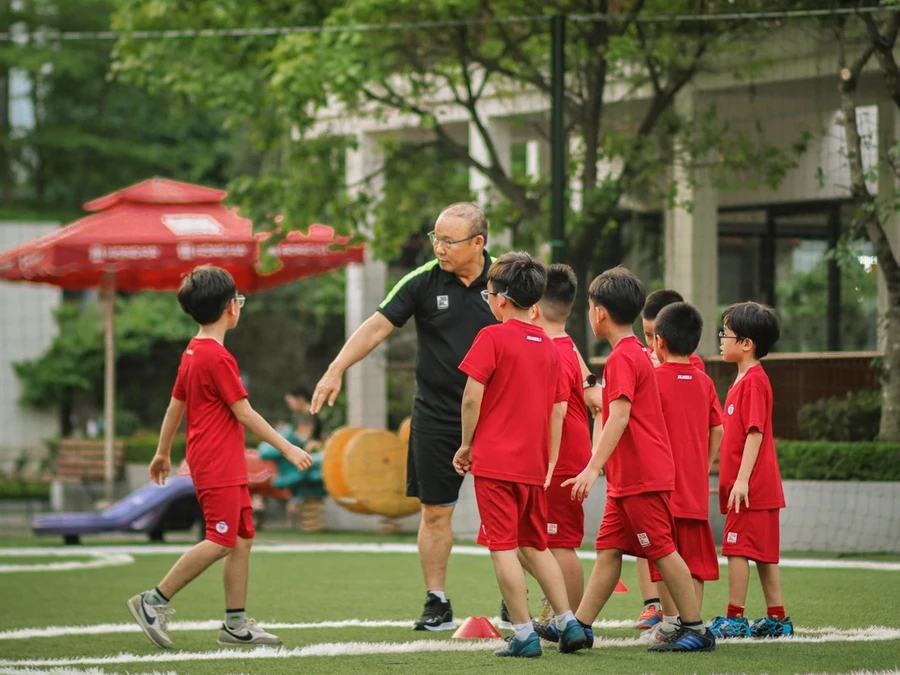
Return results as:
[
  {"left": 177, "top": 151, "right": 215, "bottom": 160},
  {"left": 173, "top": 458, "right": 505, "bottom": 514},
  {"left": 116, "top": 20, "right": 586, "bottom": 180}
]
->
[
  {"left": 642, "top": 289, "right": 685, "bottom": 321},
  {"left": 177, "top": 266, "right": 237, "bottom": 326},
  {"left": 654, "top": 302, "right": 703, "bottom": 357},
  {"left": 587, "top": 265, "right": 646, "bottom": 325},
  {"left": 722, "top": 301, "right": 781, "bottom": 358},
  {"left": 539, "top": 263, "right": 578, "bottom": 323},
  {"left": 290, "top": 385, "right": 313, "bottom": 400},
  {"left": 487, "top": 251, "right": 547, "bottom": 308}
]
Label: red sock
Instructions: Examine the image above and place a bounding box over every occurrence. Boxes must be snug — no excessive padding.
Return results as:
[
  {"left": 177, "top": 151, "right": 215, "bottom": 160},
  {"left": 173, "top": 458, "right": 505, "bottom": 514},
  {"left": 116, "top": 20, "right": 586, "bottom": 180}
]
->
[
  {"left": 767, "top": 605, "right": 786, "bottom": 620},
  {"left": 726, "top": 604, "right": 745, "bottom": 618}
]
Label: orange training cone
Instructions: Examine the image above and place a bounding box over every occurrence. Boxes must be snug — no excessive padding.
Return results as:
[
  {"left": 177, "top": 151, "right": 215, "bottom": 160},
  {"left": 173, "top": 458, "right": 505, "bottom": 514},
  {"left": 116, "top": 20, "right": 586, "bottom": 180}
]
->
[
  {"left": 452, "top": 616, "right": 502, "bottom": 639},
  {"left": 614, "top": 579, "right": 629, "bottom": 593}
]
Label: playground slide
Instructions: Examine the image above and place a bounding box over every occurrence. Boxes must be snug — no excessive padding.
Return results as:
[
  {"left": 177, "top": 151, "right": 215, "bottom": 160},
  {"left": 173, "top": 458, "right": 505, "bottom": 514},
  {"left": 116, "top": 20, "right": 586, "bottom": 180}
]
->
[{"left": 32, "top": 476, "right": 200, "bottom": 545}]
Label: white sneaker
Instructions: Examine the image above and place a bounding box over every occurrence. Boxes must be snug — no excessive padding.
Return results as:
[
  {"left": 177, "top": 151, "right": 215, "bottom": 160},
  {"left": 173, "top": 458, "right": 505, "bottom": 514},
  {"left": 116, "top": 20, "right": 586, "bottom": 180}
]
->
[
  {"left": 643, "top": 621, "right": 679, "bottom": 645},
  {"left": 217, "top": 618, "right": 282, "bottom": 646},
  {"left": 127, "top": 592, "right": 175, "bottom": 649}
]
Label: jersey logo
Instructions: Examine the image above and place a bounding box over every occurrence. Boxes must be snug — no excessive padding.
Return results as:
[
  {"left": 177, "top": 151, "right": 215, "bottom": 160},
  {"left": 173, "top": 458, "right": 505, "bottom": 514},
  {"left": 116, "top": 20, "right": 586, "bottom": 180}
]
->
[
  {"left": 727, "top": 403, "right": 735, "bottom": 415},
  {"left": 436, "top": 295, "right": 449, "bottom": 309},
  {"left": 547, "top": 523, "right": 558, "bottom": 535},
  {"left": 215, "top": 521, "right": 229, "bottom": 534},
  {"left": 677, "top": 374, "right": 693, "bottom": 380},
  {"left": 637, "top": 532, "right": 651, "bottom": 547},
  {"left": 601, "top": 377, "right": 606, "bottom": 389},
  {"left": 726, "top": 531, "right": 738, "bottom": 544},
  {"left": 526, "top": 335, "right": 543, "bottom": 342}
]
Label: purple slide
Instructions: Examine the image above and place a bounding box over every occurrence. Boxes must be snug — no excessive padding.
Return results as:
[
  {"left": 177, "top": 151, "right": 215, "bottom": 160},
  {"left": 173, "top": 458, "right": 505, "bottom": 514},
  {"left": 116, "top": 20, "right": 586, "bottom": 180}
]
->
[{"left": 32, "top": 475, "right": 201, "bottom": 545}]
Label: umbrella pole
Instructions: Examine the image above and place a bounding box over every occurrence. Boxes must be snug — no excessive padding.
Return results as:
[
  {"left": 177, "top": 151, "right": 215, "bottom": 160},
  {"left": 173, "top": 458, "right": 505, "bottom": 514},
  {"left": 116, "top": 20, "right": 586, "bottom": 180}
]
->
[{"left": 103, "top": 272, "right": 116, "bottom": 503}]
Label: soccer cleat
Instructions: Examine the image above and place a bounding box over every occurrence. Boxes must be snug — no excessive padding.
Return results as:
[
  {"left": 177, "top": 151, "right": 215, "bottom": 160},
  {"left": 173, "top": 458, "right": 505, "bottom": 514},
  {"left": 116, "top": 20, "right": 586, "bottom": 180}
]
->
[
  {"left": 499, "top": 599, "right": 513, "bottom": 630},
  {"left": 557, "top": 619, "right": 592, "bottom": 653},
  {"left": 537, "top": 595, "right": 555, "bottom": 624},
  {"left": 126, "top": 592, "right": 175, "bottom": 649},
  {"left": 413, "top": 592, "right": 455, "bottom": 631},
  {"left": 635, "top": 605, "right": 663, "bottom": 630},
  {"left": 643, "top": 621, "right": 679, "bottom": 644},
  {"left": 750, "top": 615, "right": 794, "bottom": 638},
  {"left": 647, "top": 624, "right": 716, "bottom": 652},
  {"left": 532, "top": 619, "right": 559, "bottom": 643},
  {"left": 217, "top": 618, "right": 282, "bottom": 646},
  {"left": 493, "top": 631, "right": 542, "bottom": 657},
  {"left": 708, "top": 615, "right": 751, "bottom": 639}
]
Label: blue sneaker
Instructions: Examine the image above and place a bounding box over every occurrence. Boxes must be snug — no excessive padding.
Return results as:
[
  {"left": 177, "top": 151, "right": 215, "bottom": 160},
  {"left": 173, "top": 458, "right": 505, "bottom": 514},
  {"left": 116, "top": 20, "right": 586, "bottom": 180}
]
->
[
  {"left": 647, "top": 624, "right": 716, "bottom": 652},
  {"left": 750, "top": 616, "right": 794, "bottom": 638},
  {"left": 708, "top": 615, "right": 751, "bottom": 639},
  {"left": 533, "top": 619, "right": 558, "bottom": 642},
  {"left": 558, "top": 619, "right": 592, "bottom": 653},
  {"left": 493, "top": 631, "right": 542, "bottom": 657}
]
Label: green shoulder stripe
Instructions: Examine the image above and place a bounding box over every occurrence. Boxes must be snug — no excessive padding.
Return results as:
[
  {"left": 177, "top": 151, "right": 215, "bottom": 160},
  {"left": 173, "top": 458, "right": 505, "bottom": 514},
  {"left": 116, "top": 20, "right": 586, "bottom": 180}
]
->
[{"left": 379, "top": 258, "right": 440, "bottom": 308}]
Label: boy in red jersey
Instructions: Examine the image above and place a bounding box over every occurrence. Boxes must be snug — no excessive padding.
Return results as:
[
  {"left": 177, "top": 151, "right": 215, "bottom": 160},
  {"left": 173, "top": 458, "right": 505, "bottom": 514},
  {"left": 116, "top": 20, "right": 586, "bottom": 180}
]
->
[
  {"left": 127, "top": 266, "right": 312, "bottom": 650},
  {"left": 564, "top": 266, "right": 716, "bottom": 653},
  {"left": 633, "top": 288, "right": 706, "bottom": 629},
  {"left": 645, "top": 302, "right": 724, "bottom": 643},
  {"left": 527, "top": 264, "right": 593, "bottom": 641},
  {"left": 710, "top": 301, "right": 793, "bottom": 639},
  {"left": 453, "top": 252, "right": 590, "bottom": 658}
]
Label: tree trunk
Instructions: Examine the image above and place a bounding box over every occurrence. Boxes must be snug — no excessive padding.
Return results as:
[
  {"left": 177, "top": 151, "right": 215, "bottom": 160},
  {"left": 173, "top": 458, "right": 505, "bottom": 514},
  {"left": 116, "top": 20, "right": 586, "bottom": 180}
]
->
[{"left": 880, "top": 300, "right": 900, "bottom": 441}]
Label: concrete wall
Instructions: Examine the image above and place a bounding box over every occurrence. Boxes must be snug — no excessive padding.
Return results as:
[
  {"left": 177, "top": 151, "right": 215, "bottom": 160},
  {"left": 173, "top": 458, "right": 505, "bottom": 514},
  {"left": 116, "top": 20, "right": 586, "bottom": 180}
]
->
[{"left": 0, "top": 222, "right": 60, "bottom": 467}]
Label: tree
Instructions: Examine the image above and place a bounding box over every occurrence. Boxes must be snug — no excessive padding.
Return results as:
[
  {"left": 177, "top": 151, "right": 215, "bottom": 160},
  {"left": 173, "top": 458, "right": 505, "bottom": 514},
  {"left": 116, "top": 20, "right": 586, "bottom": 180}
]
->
[
  {"left": 113, "top": 1, "right": 801, "bottom": 350},
  {"left": 830, "top": 1, "right": 900, "bottom": 440}
]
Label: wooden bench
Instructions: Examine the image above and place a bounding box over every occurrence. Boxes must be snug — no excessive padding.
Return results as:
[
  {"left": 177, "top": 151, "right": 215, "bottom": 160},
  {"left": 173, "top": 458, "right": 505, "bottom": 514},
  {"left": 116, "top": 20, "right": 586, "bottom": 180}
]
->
[{"left": 53, "top": 439, "right": 126, "bottom": 499}]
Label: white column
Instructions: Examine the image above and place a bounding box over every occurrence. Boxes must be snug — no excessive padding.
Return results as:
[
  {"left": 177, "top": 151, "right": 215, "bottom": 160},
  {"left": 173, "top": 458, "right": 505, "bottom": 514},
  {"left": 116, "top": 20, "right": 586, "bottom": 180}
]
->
[
  {"left": 664, "top": 88, "right": 719, "bottom": 356},
  {"left": 345, "top": 134, "right": 388, "bottom": 428},
  {"left": 877, "top": 101, "right": 900, "bottom": 353},
  {"left": 469, "top": 116, "right": 512, "bottom": 250}
]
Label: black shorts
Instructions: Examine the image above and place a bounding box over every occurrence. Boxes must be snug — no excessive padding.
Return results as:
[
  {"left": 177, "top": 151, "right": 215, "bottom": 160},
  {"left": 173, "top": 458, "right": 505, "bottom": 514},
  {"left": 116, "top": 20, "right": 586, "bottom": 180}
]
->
[{"left": 406, "top": 427, "right": 465, "bottom": 506}]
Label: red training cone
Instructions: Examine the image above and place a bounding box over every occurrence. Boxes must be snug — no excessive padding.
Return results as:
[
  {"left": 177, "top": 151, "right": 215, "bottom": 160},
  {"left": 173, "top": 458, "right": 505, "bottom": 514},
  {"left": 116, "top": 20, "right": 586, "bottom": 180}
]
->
[
  {"left": 614, "top": 579, "right": 630, "bottom": 593},
  {"left": 452, "top": 616, "right": 502, "bottom": 639}
]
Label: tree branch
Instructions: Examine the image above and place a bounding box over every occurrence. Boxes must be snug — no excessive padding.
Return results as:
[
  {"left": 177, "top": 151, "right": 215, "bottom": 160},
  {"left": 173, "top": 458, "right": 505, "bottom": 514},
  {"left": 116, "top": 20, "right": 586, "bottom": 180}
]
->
[
  {"left": 858, "top": 8, "right": 900, "bottom": 109},
  {"left": 634, "top": 21, "right": 662, "bottom": 97}
]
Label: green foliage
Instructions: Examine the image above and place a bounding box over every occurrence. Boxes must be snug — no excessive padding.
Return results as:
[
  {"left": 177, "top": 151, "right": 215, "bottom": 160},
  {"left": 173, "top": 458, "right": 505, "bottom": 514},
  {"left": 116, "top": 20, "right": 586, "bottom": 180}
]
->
[
  {"left": 797, "top": 390, "right": 883, "bottom": 443},
  {"left": 123, "top": 433, "right": 186, "bottom": 464},
  {"left": 777, "top": 440, "right": 900, "bottom": 481},
  {"left": 0, "top": 478, "right": 50, "bottom": 501}
]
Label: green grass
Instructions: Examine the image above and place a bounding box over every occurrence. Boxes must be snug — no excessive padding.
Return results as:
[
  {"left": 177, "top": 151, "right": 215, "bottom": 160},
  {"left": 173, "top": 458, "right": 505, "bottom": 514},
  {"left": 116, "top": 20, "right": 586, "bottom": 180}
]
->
[{"left": 1, "top": 533, "right": 898, "bottom": 674}]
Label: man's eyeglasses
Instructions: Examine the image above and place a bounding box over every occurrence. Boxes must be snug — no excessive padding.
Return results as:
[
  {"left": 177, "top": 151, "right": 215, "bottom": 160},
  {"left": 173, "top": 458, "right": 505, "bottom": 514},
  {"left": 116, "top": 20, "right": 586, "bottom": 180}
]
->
[
  {"left": 428, "top": 231, "right": 481, "bottom": 249},
  {"left": 718, "top": 330, "right": 743, "bottom": 340},
  {"left": 235, "top": 294, "right": 246, "bottom": 308}
]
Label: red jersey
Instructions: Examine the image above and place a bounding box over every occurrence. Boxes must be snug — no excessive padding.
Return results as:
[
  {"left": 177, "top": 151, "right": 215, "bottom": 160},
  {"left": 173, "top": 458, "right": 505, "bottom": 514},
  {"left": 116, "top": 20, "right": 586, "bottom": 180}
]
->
[
  {"left": 601, "top": 336, "right": 674, "bottom": 497},
  {"left": 718, "top": 364, "right": 785, "bottom": 513},
  {"left": 172, "top": 338, "right": 249, "bottom": 490},
  {"left": 552, "top": 336, "right": 592, "bottom": 477},
  {"left": 690, "top": 353, "right": 706, "bottom": 372},
  {"left": 655, "top": 362, "right": 723, "bottom": 519},
  {"left": 460, "top": 319, "right": 567, "bottom": 486}
]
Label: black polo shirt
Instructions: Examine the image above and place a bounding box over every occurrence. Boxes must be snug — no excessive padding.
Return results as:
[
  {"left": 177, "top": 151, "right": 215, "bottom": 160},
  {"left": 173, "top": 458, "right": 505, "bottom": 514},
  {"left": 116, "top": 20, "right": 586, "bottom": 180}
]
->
[{"left": 378, "top": 250, "right": 497, "bottom": 432}]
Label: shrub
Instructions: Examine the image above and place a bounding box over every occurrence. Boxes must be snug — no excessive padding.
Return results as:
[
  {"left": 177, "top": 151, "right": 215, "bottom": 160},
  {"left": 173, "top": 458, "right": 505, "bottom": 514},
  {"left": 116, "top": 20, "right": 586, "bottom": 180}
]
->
[
  {"left": 777, "top": 441, "right": 900, "bottom": 481},
  {"left": 0, "top": 478, "right": 50, "bottom": 501},
  {"left": 797, "top": 389, "right": 882, "bottom": 442},
  {"left": 124, "top": 433, "right": 187, "bottom": 464}
]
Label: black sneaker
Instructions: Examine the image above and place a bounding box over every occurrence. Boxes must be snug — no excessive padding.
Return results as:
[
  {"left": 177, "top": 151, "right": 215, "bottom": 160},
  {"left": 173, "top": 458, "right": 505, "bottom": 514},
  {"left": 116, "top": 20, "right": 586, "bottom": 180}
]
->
[
  {"left": 499, "top": 600, "right": 513, "bottom": 629},
  {"left": 413, "top": 592, "right": 455, "bottom": 631},
  {"left": 647, "top": 624, "right": 716, "bottom": 652}
]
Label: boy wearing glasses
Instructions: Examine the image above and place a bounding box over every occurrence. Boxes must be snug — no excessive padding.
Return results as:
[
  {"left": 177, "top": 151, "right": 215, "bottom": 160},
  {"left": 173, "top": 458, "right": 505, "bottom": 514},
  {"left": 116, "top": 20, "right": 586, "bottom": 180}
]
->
[
  {"left": 128, "top": 266, "right": 312, "bottom": 650},
  {"left": 453, "top": 252, "right": 590, "bottom": 657},
  {"left": 710, "top": 301, "right": 793, "bottom": 638}
]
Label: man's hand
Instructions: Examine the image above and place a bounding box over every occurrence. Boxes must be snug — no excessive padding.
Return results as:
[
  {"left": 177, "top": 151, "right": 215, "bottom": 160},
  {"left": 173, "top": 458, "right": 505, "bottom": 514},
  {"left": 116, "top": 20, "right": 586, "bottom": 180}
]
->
[
  {"left": 149, "top": 454, "right": 171, "bottom": 486},
  {"left": 562, "top": 465, "right": 603, "bottom": 501},
  {"left": 453, "top": 445, "right": 472, "bottom": 476},
  {"left": 284, "top": 445, "right": 314, "bottom": 471},
  {"left": 728, "top": 478, "right": 750, "bottom": 513},
  {"left": 310, "top": 369, "right": 342, "bottom": 414}
]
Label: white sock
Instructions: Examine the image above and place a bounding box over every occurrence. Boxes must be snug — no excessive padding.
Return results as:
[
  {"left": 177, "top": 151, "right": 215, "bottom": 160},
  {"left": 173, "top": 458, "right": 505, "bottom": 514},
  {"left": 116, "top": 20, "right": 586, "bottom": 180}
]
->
[
  {"left": 555, "top": 610, "right": 575, "bottom": 630},
  {"left": 514, "top": 621, "right": 535, "bottom": 640},
  {"left": 429, "top": 590, "right": 447, "bottom": 603},
  {"left": 663, "top": 614, "right": 680, "bottom": 626}
]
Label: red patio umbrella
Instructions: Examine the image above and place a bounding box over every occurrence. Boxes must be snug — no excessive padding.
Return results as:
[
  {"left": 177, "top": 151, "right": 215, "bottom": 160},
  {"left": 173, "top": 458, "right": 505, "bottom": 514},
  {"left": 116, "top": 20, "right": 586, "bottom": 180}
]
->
[{"left": 0, "top": 178, "right": 364, "bottom": 500}]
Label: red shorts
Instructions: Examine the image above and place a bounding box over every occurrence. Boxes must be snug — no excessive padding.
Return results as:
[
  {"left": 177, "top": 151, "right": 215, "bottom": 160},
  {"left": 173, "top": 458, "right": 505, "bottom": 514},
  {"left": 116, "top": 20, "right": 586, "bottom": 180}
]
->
[
  {"left": 196, "top": 484, "right": 255, "bottom": 548},
  {"left": 475, "top": 477, "right": 548, "bottom": 551},
  {"left": 545, "top": 475, "right": 585, "bottom": 549},
  {"left": 594, "top": 492, "right": 676, "bottom": 560},
  {"left": 721, "top": 508, "right": 781, "bottom": 563},
  {"left": 649, "top": 518, "right": 720, "bottom": 582}
]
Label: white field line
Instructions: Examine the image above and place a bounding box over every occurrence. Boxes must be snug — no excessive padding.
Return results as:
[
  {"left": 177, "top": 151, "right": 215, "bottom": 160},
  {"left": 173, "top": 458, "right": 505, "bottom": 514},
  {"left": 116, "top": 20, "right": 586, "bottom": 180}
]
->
[
  {"left": 0, "top": 670, "right": 178, "bottom": 675},
  {"left": 2, "top": 627, "right": 900, "bottom": 668},
  {"left": 0, "top": 618, "right": 635, "bottom": 641},
  {"left": 1, "top": 543, "right": 898, "bottom": 571},
  {"left": 0, "top": 552, "right": 133, "bottom": 574}
]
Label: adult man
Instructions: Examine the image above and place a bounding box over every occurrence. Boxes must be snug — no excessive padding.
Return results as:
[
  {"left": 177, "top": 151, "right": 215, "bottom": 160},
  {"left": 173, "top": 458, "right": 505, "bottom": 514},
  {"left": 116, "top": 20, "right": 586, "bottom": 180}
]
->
[{"left": 311, "top": 202, "right": 496, "bottom": 631}]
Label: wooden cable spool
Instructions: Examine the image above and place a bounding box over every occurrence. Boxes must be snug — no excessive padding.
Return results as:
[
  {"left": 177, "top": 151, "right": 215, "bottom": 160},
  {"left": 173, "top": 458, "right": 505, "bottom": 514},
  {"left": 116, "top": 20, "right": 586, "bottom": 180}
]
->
[
  {"left": 321, "top": 426, "right": 371, "bottom": 514},
  {"left": 342, "top": 428, "right": 421, "bottom": 518}
]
